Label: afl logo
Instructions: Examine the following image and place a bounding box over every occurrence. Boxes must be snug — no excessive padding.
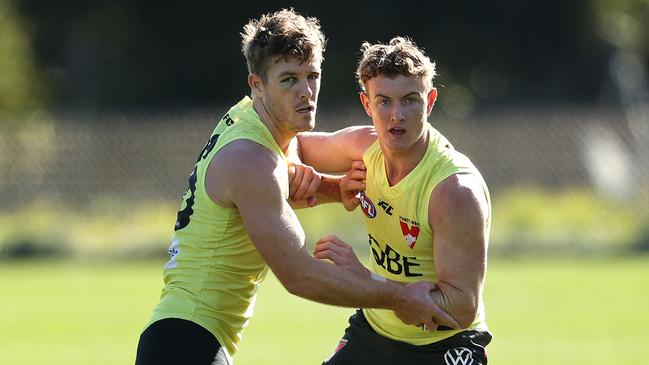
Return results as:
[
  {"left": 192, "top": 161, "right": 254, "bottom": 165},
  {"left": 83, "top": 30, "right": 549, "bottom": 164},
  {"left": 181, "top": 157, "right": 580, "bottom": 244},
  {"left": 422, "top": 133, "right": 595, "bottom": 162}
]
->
[{"left": 356, "top": 191, "right": 377, "bottom": 219}]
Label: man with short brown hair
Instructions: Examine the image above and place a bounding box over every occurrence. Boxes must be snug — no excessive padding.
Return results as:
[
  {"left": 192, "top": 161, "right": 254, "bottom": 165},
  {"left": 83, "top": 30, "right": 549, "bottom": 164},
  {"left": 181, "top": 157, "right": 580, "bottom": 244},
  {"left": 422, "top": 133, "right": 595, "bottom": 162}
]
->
[
  {"left": 135, "top": 13, "right": 458, "bottom": 365},
  {"left": 295, "top": 37, "right": 492, "bottom": 364}
]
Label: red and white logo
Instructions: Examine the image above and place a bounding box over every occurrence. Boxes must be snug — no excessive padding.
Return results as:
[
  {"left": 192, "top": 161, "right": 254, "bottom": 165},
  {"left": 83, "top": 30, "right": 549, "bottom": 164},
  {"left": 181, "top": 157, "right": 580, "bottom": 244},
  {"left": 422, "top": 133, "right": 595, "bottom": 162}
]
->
[
  {"left": 334, "top": 339, "right": 348, "bottom": 354},
  {"left": 356, "top": 191, "right": 377, "bottom": 218},
  {"left": 324, "top": 338, "right": 348, "bottom": 362},
  {"left": 399, "top": 219, "right": 420, "bottom": 249}
]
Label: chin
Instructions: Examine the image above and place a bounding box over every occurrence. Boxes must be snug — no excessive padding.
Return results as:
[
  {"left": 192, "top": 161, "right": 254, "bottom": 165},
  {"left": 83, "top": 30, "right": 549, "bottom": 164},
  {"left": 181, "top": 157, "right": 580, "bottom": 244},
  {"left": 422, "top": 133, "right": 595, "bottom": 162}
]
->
[
  {"left": 298, "top": 115, "right": 316, "bottom": 131},
  {"left": 299, "top": 122, "right": 315, "bottom": 132}
]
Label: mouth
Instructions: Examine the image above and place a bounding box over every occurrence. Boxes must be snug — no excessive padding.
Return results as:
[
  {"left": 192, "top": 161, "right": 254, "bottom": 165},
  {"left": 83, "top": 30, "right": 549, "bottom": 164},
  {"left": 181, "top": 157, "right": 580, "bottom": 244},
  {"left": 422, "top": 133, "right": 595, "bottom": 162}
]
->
[
  {"left": 295, "top": 105, "right": 315, "bottom": 114},
  {"left": 389, "top": 127, "right": 406, "bottom": 136}
]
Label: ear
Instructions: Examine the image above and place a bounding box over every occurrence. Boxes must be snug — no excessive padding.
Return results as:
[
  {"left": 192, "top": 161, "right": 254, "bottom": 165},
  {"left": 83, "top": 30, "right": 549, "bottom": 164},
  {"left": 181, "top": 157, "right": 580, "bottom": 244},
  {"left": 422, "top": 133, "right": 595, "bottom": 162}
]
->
[
  {"left": 426, "top": 87, "right": 438, "bottom": 115},
  {"left": 359, "top": 92, "right": 372, "bottom": 118},
  {"left": 248, "top": 73, "right": 264, "bottom": 95}
]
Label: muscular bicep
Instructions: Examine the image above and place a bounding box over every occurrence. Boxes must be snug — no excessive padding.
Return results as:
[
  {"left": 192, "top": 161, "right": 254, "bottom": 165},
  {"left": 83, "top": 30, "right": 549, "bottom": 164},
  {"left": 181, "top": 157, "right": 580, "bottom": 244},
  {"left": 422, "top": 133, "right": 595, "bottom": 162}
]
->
[
  {"left": 297, "top": 126, "right": 377, "bottom": 173},
  {"left": 237, "top": 183, "right": 308, "bottom": 280},
  {"left": 430, "top": 174, "right": 489, "bottom": 294},
  {"left": 210, "top": 141, "right": 309, "bottom": 283}
]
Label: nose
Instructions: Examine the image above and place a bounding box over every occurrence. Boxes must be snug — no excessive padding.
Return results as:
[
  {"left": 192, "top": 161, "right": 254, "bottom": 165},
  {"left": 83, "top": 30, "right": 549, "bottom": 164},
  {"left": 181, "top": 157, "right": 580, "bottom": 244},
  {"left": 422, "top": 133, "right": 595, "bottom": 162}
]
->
[
  {"left": 298, "top": 79, "right": 313, "bottom": 99},
  {"left": 391, "top": 105, "right": 405, "bottom": 122}
]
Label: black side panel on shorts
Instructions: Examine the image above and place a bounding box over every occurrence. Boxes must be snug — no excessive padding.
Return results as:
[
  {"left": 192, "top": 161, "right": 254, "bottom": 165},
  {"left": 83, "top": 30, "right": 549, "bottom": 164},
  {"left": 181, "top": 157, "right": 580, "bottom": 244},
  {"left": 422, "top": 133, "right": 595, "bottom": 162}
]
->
[{"left": 135, "top": 318, "right": 222, "bottom": 365}]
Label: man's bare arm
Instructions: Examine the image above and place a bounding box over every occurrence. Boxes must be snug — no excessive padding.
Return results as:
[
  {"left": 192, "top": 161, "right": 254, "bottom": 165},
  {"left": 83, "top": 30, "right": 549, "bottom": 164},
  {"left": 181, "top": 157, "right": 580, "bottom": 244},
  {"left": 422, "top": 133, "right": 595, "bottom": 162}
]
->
[
  {"left": 287, "top": 126, "right": 374, "bottom": 208},
  {"left": 428, "top": 173, "right": 490, "bottom": 329},
  {"left": 296, "top": 126, "right": 377, "bottom": 173},
  {"left": 205, "top": 140, "right": 459, "bottom": 329}
]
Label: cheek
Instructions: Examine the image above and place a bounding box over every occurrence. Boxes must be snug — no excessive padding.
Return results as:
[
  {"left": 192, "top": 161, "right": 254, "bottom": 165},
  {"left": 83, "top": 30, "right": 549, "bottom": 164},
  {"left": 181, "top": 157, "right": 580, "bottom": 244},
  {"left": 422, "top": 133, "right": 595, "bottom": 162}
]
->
[
  {"left": 311, "top": 79, "right": 321, "bottom": 93},
  {"left": 371, "top": 111, "right": 390, "bottom": 129},
  {"left": 405, "top": 103, "right": 424, "bottom": 116},
  {"left": 373, "top": 105, "right": 391, "bottom": 119}
]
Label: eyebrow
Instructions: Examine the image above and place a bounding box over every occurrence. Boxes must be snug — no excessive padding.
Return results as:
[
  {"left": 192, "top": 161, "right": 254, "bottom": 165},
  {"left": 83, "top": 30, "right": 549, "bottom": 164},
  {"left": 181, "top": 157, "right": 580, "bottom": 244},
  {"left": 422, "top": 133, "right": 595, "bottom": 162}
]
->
[
  {"left": 374, "top": 92, "right": 420, "bottom": 99},
  {"left": 278, "top": 71, "right": 297, "bottom": 78}
]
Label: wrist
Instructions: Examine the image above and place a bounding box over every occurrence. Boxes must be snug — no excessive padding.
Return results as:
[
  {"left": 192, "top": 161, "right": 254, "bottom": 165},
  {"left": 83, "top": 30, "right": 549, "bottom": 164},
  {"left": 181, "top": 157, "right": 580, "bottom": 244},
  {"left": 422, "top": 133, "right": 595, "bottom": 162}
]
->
[
  {"left": 382, "top": 280, "right": 409, "bottom": 311},
  {"left": 318, "top": 174, "right": 342, "bottom": 203}
]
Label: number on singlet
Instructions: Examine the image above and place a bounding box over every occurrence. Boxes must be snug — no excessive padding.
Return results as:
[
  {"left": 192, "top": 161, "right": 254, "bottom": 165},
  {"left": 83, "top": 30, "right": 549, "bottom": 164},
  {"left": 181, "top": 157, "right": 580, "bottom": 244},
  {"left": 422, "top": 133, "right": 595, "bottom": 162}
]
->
[{"left": 174, "top": 133, "right": 220, "bottom": 231}]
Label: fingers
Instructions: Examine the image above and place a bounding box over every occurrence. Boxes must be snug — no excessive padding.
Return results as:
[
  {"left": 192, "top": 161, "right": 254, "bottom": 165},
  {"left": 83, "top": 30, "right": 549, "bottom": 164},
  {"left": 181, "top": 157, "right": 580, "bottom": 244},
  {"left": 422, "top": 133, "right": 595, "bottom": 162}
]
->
[
  {"left": 314, "top": 248, "right": 341, "bottom": 261},
  {"left": 421, "top": 319, "right": 438, "bottom": 332},
  {"left": 430, "top": 307, "right": 460, "bottom": 330},
  {"left": 305, "top": 173, "right": 320, "bottom": 204},
  {"left": 341, "top": 175, "right": 365, "bottom": 192},
  {"left": 350, "top": 160, "right": 366, "bottom": 171},
  {"left": 288, "top": 163, "right": 304, "bottom": 196},
  {"left": 314, "top": 238, "right": 369, "bottom": 277},
  {"left": 316, "top": 235, "right": 341, "bottom": 245},
  {"left": 394, "top": 281, "right": 462, "bottom": 332},
  {"left": 346, "top": 168, "right": 367, "bottom": 182},
  {"left": 292, "top": 166, "right": 312, "bottom": 201},
  {"left": 340, "top": 177, "right": 364, "bottom": 212},
  {"left": 313, "top": 238, "right": 351, "bottom": 257},
  {"left": 314, "top": 236, "right": 347, "bottom": 256},
  {"left": 288, "top": 163, "right": 321, "bottom": 202},
  {"left": 288, "top": 164, "right": 296, "bottom": 179}
]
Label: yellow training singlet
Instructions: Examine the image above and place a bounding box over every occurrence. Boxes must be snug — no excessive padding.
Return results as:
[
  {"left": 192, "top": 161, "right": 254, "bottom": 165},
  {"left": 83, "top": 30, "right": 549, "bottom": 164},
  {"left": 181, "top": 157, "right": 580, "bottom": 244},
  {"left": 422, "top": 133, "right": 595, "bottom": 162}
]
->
[
  {"left": 146, "top": 96, "right": 287, "bottom": 357},
  {"left": 359, "top": 123, "right": 491, "bottom": 345}
]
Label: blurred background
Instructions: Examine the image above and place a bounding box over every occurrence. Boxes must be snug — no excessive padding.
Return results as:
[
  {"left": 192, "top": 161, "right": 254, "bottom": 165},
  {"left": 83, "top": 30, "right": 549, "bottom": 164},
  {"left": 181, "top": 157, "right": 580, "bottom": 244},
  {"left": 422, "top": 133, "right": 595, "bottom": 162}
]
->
[{"left": 1, "top": 0, "right": 648, "bottom": 364}]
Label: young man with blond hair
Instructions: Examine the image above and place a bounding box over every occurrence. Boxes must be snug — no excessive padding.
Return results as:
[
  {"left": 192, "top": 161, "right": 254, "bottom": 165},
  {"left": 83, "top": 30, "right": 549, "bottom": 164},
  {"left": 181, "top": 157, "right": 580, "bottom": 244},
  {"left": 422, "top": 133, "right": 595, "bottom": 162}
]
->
[
  {"left": 295, "top": 37, "right": 492, "bottom": 364},
  {"left": 135, "top": 12, "right": 458, "bottom": 365}
]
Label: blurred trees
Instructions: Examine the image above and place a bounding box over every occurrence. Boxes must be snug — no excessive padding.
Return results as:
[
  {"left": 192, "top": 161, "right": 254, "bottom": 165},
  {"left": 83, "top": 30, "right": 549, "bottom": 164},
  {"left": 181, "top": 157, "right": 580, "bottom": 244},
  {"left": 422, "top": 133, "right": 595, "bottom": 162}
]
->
[
  {"left": 1, "top": 0, "right": 648, "bottom": 113},
  {"left": 0, "top": 0, "right": 47, "bottom": 113}
]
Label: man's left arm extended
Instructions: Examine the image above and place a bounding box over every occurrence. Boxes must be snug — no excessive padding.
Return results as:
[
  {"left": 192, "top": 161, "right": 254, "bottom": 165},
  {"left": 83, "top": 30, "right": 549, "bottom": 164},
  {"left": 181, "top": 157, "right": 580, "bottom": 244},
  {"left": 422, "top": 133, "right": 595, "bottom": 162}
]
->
[{"left": 428, "top": 173, "right": 490, "bottom": 329}]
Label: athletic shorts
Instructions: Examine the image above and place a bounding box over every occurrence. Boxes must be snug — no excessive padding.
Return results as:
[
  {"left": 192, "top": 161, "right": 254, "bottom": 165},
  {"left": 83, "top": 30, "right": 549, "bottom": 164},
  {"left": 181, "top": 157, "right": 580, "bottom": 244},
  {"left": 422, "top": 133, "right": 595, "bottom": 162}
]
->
[
  {"left": 323, "top": 310, "right": 492, "bottom": 365},
  {"left": 135, "top": 318, "right": 230, "bottom": 365}
]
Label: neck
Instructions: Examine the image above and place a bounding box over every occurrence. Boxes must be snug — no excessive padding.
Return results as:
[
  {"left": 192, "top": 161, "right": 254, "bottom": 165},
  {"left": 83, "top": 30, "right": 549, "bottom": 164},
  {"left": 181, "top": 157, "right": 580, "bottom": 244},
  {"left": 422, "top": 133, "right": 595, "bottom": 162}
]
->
[
  {"left": 251, "top": 95, "right": 294, "bottom": 154},
  {"left": 382, "top": 128, "right": 429, "bottom": 186}
]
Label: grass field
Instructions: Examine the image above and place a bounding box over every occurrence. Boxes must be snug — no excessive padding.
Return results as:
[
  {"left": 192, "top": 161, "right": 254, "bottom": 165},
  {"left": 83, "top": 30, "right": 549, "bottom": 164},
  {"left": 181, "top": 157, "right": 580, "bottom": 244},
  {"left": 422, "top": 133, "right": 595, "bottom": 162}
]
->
[{"left": 1, "top": 256, "right": 648, "bottom": 364}]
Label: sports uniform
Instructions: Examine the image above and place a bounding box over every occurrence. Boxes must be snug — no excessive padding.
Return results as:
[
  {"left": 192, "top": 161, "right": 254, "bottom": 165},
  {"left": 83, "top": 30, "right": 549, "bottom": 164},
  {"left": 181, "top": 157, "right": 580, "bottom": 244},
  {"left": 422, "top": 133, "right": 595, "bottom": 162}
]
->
[
  {"left": 136, "top": 96, "right": 287, "bottom": 364},
  {"left": 325, "top": 124, "right": 492, "bottom": 364}
]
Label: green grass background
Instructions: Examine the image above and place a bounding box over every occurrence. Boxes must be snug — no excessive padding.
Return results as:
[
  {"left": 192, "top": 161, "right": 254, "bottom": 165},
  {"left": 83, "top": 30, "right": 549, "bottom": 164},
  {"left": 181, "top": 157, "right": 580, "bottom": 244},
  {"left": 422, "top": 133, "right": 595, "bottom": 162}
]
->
[{"left": 1, "top": 257, "right": 648, "bottom": 365}]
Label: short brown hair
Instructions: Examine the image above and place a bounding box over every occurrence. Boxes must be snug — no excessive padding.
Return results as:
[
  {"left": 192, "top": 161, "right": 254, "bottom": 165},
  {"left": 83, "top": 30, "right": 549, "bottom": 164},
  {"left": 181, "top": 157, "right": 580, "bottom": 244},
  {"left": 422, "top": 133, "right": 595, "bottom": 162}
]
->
[
  {"left": 356, "top": 37, "right": 436, "bottom": 92},
  {"left": 241, "top": 9, "right": 326, "bottom": 81}
]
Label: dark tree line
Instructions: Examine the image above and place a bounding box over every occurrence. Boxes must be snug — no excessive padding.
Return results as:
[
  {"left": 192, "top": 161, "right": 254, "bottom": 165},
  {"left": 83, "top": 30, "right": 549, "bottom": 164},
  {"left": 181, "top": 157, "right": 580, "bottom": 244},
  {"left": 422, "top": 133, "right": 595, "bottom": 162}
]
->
[{"left": 9, "top": 0, "right": 648, "bottom": 112}]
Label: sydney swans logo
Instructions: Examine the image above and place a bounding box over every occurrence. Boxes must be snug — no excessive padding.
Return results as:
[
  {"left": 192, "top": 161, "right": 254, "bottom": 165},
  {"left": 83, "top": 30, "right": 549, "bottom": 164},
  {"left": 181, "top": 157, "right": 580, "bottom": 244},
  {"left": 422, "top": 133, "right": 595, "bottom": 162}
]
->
[{"left": 399, "top": 219, "right": 420, "bottom": 249}]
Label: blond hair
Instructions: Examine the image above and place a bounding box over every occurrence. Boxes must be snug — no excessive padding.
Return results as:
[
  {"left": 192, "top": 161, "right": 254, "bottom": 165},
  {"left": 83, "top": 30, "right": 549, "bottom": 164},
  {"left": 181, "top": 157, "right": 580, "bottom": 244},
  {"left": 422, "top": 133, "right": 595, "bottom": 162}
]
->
[{"left": 356, "top": 37, "right": 436, "bottom": 92}]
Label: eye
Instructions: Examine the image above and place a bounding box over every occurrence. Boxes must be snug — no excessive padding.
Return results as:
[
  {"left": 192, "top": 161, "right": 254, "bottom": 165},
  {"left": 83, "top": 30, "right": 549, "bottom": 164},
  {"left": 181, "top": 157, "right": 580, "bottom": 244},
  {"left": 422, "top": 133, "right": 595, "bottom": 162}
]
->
[
  {"left": 281, "top": 77, "right": 297, "bottom": 84},
  {"left": 378, "top": 98, "right": 391, "bottom": 105},
  {"left": 307, "top": 73, "right": 320, "bottom": 80}
]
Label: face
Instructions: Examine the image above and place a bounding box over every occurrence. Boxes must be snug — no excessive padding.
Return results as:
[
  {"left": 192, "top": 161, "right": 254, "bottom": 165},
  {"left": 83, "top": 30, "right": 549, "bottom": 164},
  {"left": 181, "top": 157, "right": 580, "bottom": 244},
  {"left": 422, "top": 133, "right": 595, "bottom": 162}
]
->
[
  {"left": 360, "top": 74, "right": 437, "bottom": 154},
  {"left": 251, "top": 54, "right": 322, "bottom": 135}
]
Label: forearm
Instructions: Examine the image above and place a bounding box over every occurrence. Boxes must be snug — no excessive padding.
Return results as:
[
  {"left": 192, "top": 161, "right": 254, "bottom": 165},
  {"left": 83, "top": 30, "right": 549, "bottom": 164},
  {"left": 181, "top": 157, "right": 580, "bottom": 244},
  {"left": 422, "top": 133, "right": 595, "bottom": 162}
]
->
[
  {"left": 429, "top": 281, "right": 479, "bottom": 329},
  {"left": 281, "top": 255, "right": 406, "bottom": 310},
  {"left": 314, "top": 174, "right": 342, "bottom": 204}
]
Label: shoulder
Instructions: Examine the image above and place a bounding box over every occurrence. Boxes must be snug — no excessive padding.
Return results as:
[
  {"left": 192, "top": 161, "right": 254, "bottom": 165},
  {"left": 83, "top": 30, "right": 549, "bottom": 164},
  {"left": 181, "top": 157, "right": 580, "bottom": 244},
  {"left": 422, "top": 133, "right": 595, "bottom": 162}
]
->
[
  {"left": 207, "top": 139, "right": 287, "bottom": 203},
  {"left": 428, "top": 173, "right": 489, "bottom": 228}
]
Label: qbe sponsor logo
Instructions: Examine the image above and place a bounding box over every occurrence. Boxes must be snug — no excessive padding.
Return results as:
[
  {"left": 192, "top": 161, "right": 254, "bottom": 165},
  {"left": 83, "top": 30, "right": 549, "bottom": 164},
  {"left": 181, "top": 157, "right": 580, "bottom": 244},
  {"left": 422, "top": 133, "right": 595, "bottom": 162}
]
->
[{"left": 444, "top": 347, "right": 474, "bottom": 365}]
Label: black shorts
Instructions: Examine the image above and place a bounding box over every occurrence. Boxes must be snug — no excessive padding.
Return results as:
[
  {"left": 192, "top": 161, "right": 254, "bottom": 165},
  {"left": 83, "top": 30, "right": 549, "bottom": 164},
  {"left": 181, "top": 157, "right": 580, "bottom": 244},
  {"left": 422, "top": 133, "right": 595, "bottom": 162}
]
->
[
  {"left": 135, "top": 318, "right": 230, "bottom": 365},
  {"left": 323, "top": 310, "right": 492, "bottom": 365}
]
